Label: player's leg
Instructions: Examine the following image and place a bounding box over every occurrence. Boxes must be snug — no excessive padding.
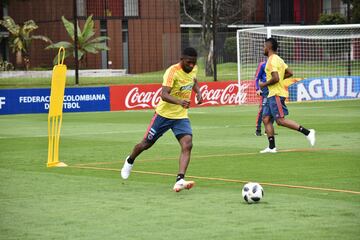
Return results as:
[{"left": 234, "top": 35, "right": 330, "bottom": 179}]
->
[
  {"left": 276, "top": 117, "right": 300, "bottom": 130},
  {"left": 172, "top": 118, "right": 195, "bottom": 192},
  {"left": 255, "top": 97, "right": 264, "bottom": 136},
  {"left": 263, "top": 116, "right": 274, "bottom": 137},
  {"left": 127, "top": 139, "right": 154, "bottom": 163},
  {"left": 260, "top": 97, "right": 277, "bottom": 153},
  {"left": 121, "top": 113, "right": 171, "bottom": 179},
  {"left": 261, "top": 116, "right": 277, "bottom": 153},
  {"left": 177, "top": 134, "right": 193, "bottom": 177},
  {"left": 274, "top": 96, "right": 316, "bottom": 146}
]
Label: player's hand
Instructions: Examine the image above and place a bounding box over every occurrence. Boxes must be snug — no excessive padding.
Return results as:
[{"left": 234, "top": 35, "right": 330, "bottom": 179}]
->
[
  {"left": 256, "top": 90, "right": 262, "bottom": 96},
  {"left": 259, "top": 82, "right": 265, "bottom": 88},
  {"left": 180, "top": 100, "right": 191, "bottom": 108},
  {"left": 196, "top": 93, "right": 203, "bottom": 104}
]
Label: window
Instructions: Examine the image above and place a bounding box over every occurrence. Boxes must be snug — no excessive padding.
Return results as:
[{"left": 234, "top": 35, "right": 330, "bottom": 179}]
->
[
  {"left": 100, "top": 20, "right": 108, "bottom": 69},
  {"left": 122, "top": 20, "right": 129, "bottom": 70},
  {"left": 77, "top": 0, "right": 86, "bottom": 17},
  {"left": 323, "top": 0, "right": 331, "bottom": 14},
  {"left": 339, "top": 1, "right": 347, "bottom": 16},
  {"left": 124, "top": 0, "right": 139, "bottom": 17}
]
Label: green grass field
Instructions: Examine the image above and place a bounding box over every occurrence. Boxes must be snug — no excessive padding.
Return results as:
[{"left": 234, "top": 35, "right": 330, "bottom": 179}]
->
[{"left": 1, "top": 100, "right": 360, "bottom": 240}]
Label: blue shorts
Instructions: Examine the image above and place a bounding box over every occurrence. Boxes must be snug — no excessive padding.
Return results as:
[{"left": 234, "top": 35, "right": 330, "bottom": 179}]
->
[
  {"left": 262, "top": 96, "right": 288, "bottom": 120},
  {"left": 143, "top": 113, "right": 192, "bottom": 143}
]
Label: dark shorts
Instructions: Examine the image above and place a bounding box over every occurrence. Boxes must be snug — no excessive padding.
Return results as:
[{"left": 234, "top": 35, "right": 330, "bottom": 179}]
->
[
  {"left": 262, "top": 96, "right": 289, "bottom": 120},
  {"left": 143, "top": 113, "right": 192, "bottom": 143}
]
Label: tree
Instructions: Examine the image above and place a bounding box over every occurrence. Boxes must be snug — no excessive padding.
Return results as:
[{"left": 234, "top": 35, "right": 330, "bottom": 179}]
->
[
  {"left": 182, "top": 0, "right": 255, "bottom": 78},
  {"left": 342, "top": 0, "right": 360, "bottom": 23},
  {"left": 46, "top": 15, "right": 109, "bottom": 66},
  {"left": 0, "top": 16, "right": 51, "bottom": 70}
]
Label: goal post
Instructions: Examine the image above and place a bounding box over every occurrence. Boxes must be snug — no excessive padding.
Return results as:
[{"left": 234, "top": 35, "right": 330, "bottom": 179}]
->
[{"left": 236, "top": 24, "right": 360, "bottom": 103}]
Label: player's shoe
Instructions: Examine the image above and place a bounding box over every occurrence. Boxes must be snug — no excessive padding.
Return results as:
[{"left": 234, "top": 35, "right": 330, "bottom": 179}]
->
[
  {"left": 120, "top": 156, "right": 133, "bottom": 179},
  {"left": 255, "top": 130, "right": 262, "bottom": 136},
  {"left": 173, "top": 179, "right": 195, "bottom": 192},
  {"left": 306, "top": 129, "right": 316, "bottom": 146},
  {"left": 260, "top": 147, "right": 277, "bottom": 153}
]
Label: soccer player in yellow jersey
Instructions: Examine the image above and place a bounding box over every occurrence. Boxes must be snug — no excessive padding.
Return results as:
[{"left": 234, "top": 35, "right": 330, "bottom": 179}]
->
[
  {"left": 121, "top": 47, "right": 203, "bottom": 192},
  {"left": 259, "top": 38, "right": 316, "bottom": 153}
]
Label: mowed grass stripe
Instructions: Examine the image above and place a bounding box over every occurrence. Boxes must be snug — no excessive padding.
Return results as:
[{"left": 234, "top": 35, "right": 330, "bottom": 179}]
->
[
  {"left": 72, "top": 147, "right": 347, "bottom": 166},
  {"left": 68, "top": 163, "right": 360, "bottom": 195}
]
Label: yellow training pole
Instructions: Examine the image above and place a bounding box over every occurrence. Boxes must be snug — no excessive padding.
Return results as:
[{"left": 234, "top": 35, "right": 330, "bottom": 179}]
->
[{"left": 47, "top": 47, "right": 67, "bottom": 167}]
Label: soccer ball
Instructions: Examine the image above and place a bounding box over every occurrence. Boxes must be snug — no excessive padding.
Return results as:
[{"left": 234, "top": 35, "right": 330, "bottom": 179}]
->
[{"left": 242, "top": 182, "right": 264, "bottom": 204}]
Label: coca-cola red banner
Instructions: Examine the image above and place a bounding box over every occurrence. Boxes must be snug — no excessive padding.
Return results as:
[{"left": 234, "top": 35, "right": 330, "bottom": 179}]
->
[{"left": 110, "top": 80, "right": 259, "bottom": 111}]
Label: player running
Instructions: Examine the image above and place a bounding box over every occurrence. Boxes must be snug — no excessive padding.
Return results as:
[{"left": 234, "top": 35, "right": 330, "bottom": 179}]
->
[
  {"left": 259, "top": 38, "right": 315, "bottom": 153},
  {"left": 120, "top": 47, "right": 203, "bottom": 192}
]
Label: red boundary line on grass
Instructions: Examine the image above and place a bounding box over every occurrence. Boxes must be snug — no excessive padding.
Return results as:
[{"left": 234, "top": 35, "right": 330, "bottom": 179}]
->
[{"left": 68, "top": 165, "right": 360, "bottom": 195}]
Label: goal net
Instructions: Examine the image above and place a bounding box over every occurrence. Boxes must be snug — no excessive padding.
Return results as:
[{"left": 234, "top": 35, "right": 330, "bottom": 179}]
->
[{"left": 237, "top": 25, "right": 360, "bottom": 103}]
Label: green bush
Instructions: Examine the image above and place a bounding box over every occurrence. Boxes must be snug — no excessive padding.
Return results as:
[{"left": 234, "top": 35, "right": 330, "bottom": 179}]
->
[
  {"left": 318, "top": 13, "right": 346, "bottom": 24},
  {"left": 224, "top": 37, "right": 237, "bottom": 62}
]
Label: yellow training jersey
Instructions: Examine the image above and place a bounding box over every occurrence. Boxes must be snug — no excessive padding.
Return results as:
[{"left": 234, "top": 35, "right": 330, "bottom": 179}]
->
[
  {"left": 265, "top": 54, "right": 289, "bottom": 98},
  {"left": 155, "top": 63, "right": 197, "bottom": 119}
]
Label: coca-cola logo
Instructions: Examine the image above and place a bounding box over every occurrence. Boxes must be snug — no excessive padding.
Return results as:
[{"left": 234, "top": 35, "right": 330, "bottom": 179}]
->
[
  {"left": 125, "top": 87, "right": 162, "bottom": 109},
  {"left": 123, "top": 82, "right": 250, "bottom": 110},
  {"left": 197, "top": 83, "right": 249, "bottom": 105}
]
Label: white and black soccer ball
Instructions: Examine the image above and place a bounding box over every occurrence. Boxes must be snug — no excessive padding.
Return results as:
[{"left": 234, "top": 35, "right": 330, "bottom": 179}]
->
[{"left": 242, "top": 182, "right": 264, "bottom": 204}]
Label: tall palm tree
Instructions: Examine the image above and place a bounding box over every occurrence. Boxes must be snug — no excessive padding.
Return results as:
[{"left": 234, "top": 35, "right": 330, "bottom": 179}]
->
[
  {"left": 46, "top": 15, "right": 109, "bottom": 66},
  {"left": 0, "top": 16, "right": 52, "bottom": 70}
]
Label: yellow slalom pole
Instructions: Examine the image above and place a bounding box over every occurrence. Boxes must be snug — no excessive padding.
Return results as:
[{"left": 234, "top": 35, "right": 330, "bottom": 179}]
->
[{"left": 47, "top": 47, "right": 67, "bottom": 167}]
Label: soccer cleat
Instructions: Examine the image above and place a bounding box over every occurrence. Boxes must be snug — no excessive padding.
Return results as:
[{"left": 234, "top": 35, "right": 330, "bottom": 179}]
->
[
  {"left": 255, "top": 130, "right": 262, "bottom": 136},
  {"left": 120, "top": 156, "right": 133, "bottom": 179},
  {"left": 173, "top": 179, "right": 195, "bottom": 192},
  {"left": 260, "top": 147, "right": 277, "bottom": 153},
  {"left": 306, "top": 129, "right": 316, "bottom": 146}
]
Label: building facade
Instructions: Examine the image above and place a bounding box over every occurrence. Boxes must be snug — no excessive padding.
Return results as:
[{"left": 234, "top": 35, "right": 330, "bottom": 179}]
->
[
  {"left": 1, "top": 0, "right": 351, "bottom": 72},
  {"left": 180, "top": 0, "right": 349, "bottom": 26},
  {"left": 3, "top": 0, "right": 181, "bottom": 73}
]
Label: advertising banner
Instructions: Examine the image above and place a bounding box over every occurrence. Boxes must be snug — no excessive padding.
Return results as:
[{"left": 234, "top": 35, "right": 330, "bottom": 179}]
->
[
  {"left": 288, "top": 76, "right": 360, "bottom": 102},
  {"left": 5, "top": 76, "right": 358, "bottom": 115},
  {"left": 110, "top": 80, "right": 256, "bottom": 111},
  {"left": 0, "top": 87, "right": 110, "bottom": 115}
]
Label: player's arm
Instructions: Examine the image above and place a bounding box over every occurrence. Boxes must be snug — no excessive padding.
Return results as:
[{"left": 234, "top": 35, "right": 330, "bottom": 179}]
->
[
  {"left": 254, "top": 63, "right": 261, "bottom": 92},
  {"left": 259, "top": 71, "right": 279, "bottom": 88},
  {"left": 192, "top": 78, "right": 203, "bottom": 104},
  {"left": 161, "top": 86, "right": 190, "bottom": 108},
  {"left": 284, "top": 68, "right": 293, "bottom": 79},
  {"left": 255, "top": 78, "right": 262, "bottom": 96},
  {"left": 255, "top": 64, "right": 264, "bottom": 95}
]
